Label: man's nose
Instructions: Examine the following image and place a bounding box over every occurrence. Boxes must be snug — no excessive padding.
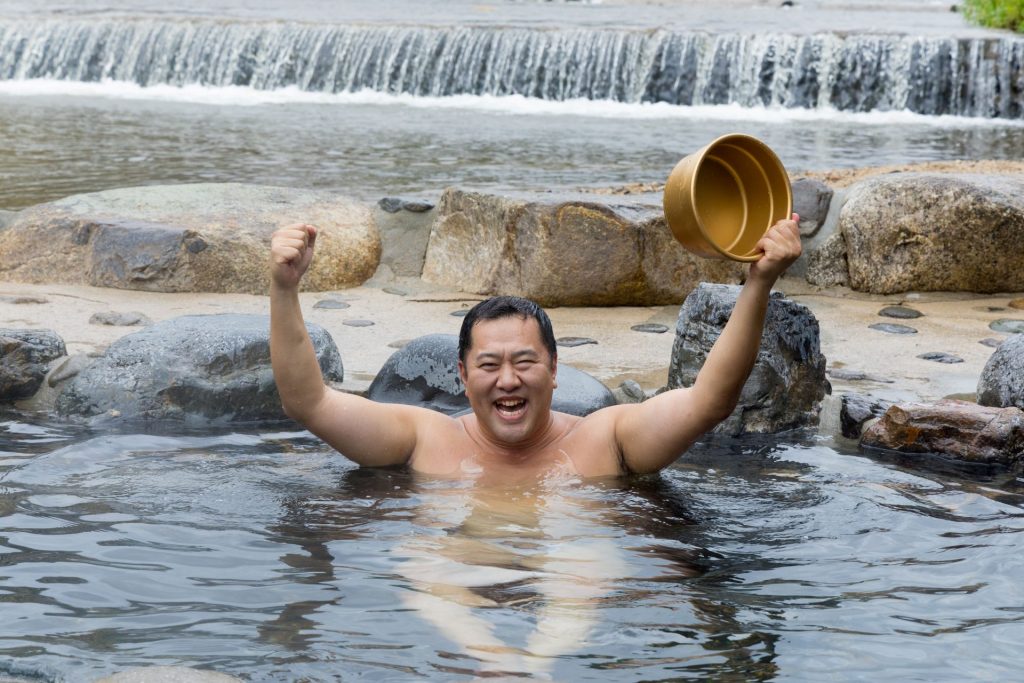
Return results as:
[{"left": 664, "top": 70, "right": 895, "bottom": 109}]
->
[{"left": 496, "top": 362, "right": 521, "bottom": 389}]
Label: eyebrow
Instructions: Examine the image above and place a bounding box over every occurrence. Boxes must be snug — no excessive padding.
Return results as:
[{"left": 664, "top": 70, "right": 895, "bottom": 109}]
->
[{"left": 474, "top": 349, "right": 540, "bottom": 362}]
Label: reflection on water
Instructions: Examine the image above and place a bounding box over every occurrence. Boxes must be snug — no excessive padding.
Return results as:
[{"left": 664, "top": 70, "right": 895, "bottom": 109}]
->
[
  {"left": 1, "top": 93, "right": 1023, "bottom": 210},
  {"left": 1, "top": 415, "right": 1024, "bottom": 681}
]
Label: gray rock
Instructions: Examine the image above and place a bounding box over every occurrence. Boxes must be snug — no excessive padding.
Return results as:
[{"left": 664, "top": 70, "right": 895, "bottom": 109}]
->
[
  {"left": 990, "top": 319, "right": 1024, "bottom": 334},
  {"left": 367, "top": 334, "right": 615, "bottom": 417},
  {"left": 840, "top": 393, "right": 892, "bottom": 439},
  {"left": 805, "top": 231, "right": 849, "bottom": 288},
  {"left": 917, "top": 351, "right": 964, "bottom": 364},
  {"left": 977, "top": 334, "right": 1024, "bottom": 410},
  {"left": 342, "top": 319, "right": 375, "bottom": 327},
  {"left": 879, "top": 306, "right": 923, "bottom": 319},
  {"left": 378, "top": 197, "right": 405, "bottom": 213},
  {"left": 89, "top": 311, "right": 152, "bottom": 326},
  {"left": 980, "top": 338, "right": 1002, "bottom": 348},
  {"left": 791, "top": 177, "right": 834, "bottom": 238},
  {"left": 870, "top": 323, "right": 918, "bottom": 335},
  {"left": 630, "top": 323, "right": 669, "bottom": 334},
  {"left": 422, "top": 189, "right": 743, "bottom": 306},
  {"left": 55, "top": 314, "right": 342, "bottom": 423},
  {"left": 373, "top": 199, "right": 436, "bottom": 278},
  {"left": 402, "top": 200, "right": 435, "bottom": 213},
  {"left": 556, "top": 336, "right": 598, "bottom": 347},
  {"left": 0, "top": 328, "right": 66, "bottom": 401},
  {"left": 827, "top": 368, "right": 894, "bottom": 383},
  {"left": 313, "top": 299, "right": 350, "bottom": 310},
  {"left": 612, "top": 379, "right": 647, "bottom": 405},
  {"left": 0, "top": 295, "right": 48, "bottom": 304},
  {"left": 0, "top": 184, "right": 380, "bottom": 294},
  {"left": 667, "top": 283, "right": 828, "bottom": 435},
  {"left": 840, "top": 174, "right": 1024, "bottom": 294}
]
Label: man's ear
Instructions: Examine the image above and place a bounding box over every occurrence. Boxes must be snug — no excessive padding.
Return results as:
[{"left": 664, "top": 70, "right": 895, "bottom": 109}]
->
[
  {"left": 457, "top": 360, "right": 468, "bottom": 386},
  {"left": 551, "top": 354, "right": 558, "bottom": 389}
]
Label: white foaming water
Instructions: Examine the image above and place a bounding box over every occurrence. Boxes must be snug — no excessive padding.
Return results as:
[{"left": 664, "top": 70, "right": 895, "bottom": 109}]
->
[{"left": 1, "top": 78, "right": 1021, "bottom": 129}]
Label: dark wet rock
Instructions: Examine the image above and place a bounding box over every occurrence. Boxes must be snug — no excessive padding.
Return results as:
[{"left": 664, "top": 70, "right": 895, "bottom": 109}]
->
[
  {"left": 840, "top": 393, "right": 892, "bottom": 439},
  {"left": 402, "top": 200, "right": 435, "bottom": 213},
  {"left": 990, "top": 319, "right": 1024, "bottom": 334},
  {"left": 313, "top": 299, "right": 350, "bottom": 310},
  {"left": 861, "top": 400, "right": 1024, "bottom": 468},
  {"left": 977, "top": 334, "right": 1024, "bottom": 410},
  {"left": 980, "top": 338, "right": 1002, "bottom": 348},
  {"left": 869, "top": 323, "right": 918, "bottom": 335},
  {"left": 89, "top": 311, "right": 152, "bottom": 326},
  {"left": 0, "top": 328, "right": 66, "bottom": 401},
  {"left": 612, "top": 379, "right": 646, "bottom": 405},
  {"left": 450, "top": 309, "right": 470, "bottom": 317},
  {"left": 985, "top": 306, "right": 1006, "bottom": 312},
  {"left": 879, "top": 305, "right": 922, "bottom": 319},
  {"left": 917, "top": 352, "right": 964, "bottom": 364},
  {"left": 804, "top": 231, "right": 849, "bottom": 288},
  {"left": 1010, "top": 298, "right": 1024, "bottom": 310},
  {"left": 382, "top": 286, "right": 408, "bottom": 296},
  {"left": 0, "top": 295, "right": 48, "bottom": 304},
  {"left": 378, "top": 197, "right": 404, "bottom": 213},
  {"left": 668, "top": 283, "right": 828, "bottom": 435},
  {"left": 791, "top": 177, "right": 833, "bottom": 238},
  {"left": 0, "top": 184, "right": 380, "bottom": 294},
  {"left": 557, "top": 336, "right": 598, "bottom": 347},
  {"left": 422, "top": 188, "right": 743, "bottom": 306},
  {"left": 342, "top": 319, "right": 375, "bottom": 327},
  {"left": 840, "top": 173, "right": 1024, "bottom": 294},
  {"left": 368, "top": 334, "right": 614, "bottom": 417},
  {"left": 55, "top": 314, "right": 342, "bottom": 423},
  {"left": 827, "top": 368, "right": 894, "bottom": 383},
  {"left": 630, "top": 323, "right": 669, "bottom": 334}
]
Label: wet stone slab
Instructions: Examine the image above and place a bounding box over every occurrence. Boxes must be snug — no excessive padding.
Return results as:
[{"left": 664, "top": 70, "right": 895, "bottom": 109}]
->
[
  {"left": 869, "top": 323, "right": 918, "bottom": 335},
  {"left": 343, "top": 319, "right": 375, "bottom": 327},
  {"left": 630, "top": 323, "right": 669, "bottom": 334},
  {"left": 878, "top": 305, "right": 923, "bottom": 319},
  {"left": 557, "top": 336, "right": 598, "bottom": 347},
  {"left": 980, "top": 338, "right": 1002, "bottom": 348},
  {"left": 313, "top": 299, "right": 350, "bottom": 310},
  {"left": 990, "top": 319, "right": 1024, "bottom": 334},
  {"left": 917, "top": 352, "right": 964, "bottom": 364}
]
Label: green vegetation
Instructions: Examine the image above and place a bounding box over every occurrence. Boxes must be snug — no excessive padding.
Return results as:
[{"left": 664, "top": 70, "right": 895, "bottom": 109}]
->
[{"left": 962, "top": 0, "right": 1024, "bottom": 32}]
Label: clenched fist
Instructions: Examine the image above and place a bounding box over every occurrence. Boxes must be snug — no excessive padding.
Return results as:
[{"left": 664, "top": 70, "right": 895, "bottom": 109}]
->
[
  {"left": 749, "top": 213, "right": 802, "bottom": 285},
  {"left": 270, "top": 223, "right": 318, "bottom": 290}
]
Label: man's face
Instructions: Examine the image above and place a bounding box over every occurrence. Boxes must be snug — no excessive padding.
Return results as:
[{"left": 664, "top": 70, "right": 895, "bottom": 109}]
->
[{"left": 458, "top": 315, "right": 557, "bottom": 448}]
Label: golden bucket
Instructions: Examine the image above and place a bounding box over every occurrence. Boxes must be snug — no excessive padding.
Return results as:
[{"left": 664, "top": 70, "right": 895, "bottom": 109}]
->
[{"left": 663, "top": 134, "right": 792, "bottom": 262}]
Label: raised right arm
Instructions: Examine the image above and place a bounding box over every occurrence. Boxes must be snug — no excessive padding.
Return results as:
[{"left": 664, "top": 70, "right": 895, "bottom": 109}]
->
[{"left": 269, "top": 224, "right": 419, "bottom": 467}]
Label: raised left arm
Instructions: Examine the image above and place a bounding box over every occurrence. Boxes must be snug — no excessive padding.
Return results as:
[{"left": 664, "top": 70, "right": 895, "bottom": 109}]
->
[{"left": 613, "top": 214, "right": 802, "bottom": 474}]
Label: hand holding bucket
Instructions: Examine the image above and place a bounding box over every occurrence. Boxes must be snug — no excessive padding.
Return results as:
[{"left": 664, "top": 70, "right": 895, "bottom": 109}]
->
[{"left": 663, "top": 134, "right": 792, "bottom": 262}]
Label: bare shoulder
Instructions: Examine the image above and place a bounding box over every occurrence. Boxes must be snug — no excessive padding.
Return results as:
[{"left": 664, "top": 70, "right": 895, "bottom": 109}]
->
[{"left": 559, "top": 405, "right": 631, "bottom": 477}]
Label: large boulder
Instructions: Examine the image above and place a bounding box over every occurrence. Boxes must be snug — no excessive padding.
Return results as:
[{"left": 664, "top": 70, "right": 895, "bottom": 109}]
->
[
  {"left": 0, "top": 329, "right": 66, "bottom": 401},
  {"left": 667, "top": 283, "right": 828, "bottom": 435},
  {"left": 368, "top": 334, "right": 615, "bottom": 417},
  {"left": 791, "top": 177, "right": 834, "bottom": 238},
  {"left": 977, "top": 334, "right": 1024, "bottom": 410},
  {"left": 861, "top": 400, "right": 1024, "bottom": 469},
  {"left": 839, "top": 173, "right": 1024, "bottom": 294},
  {"left": 55, "top": 314, "right": 343, "bottom": 423},
  {"left": 0, "top": 184, "right": 380, "bottom": 294},
  {"left": 422, "top": 189, "right": 742, "bottom": 306}
]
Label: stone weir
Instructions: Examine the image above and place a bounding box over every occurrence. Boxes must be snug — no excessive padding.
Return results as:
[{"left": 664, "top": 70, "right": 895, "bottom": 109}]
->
[{"left": 0, "top": 18, "right": 1022, "bottom": 117}]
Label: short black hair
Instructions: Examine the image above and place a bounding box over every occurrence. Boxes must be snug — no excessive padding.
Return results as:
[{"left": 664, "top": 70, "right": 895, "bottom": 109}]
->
[{"left": 458, "top": 296, "right": 556, "bottom": 365}]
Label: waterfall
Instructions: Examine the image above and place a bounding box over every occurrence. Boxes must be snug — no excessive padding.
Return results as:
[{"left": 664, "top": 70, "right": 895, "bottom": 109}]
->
[{"left": 0, "top": 18, "right": 1021, "bottom": 118}]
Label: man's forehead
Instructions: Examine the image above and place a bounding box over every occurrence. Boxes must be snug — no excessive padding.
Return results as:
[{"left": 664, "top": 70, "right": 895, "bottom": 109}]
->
[{"left": 468, "top": 316, "right": 545, "bottom": 352}]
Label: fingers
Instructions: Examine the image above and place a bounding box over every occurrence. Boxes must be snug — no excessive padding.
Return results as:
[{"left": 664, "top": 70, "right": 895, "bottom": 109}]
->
[{"left": 271, "top": 224, "right": 317, "bottom": 262}]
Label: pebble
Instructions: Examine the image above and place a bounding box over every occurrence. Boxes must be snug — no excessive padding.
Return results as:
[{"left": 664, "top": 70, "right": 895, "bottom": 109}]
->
[
  {"left": 916, "top": 352, "right": 964, "bottom": 364},
  {"left": 313, "top": 299, "right": 350, "bottom": 310},
  {"left": 378, "top": 197, "right": 404, "bottom": 213},
  {"left": 1009, "top": 298, "right": 1024, "bottom": 310},
  {"left": 869, "top": 323, "right": 918, "bottom": 335},
  {"left": 990, "top": 319, "right": 1024, "bottom": 334},
  {"left": 450, "top": 309, "right": 469, "bottom": 317},
  {"left": 827, "top": 368, "right": 895, "bottom": 383},
  {"left": 343, "top": 319, "right": 375, "bottom": 327},
  {"left": 387, "top": 339, "right": 411, "bottom": 349},
  {"left": 382, "top": 287, "right": 407, "bottom": 296},
  {"left": 0, "top": 295, "right": 48, "bottom": 304},
  {"left": 630, "top": 323, "right": 669, "bottom": 334},
  {"left": 89, "top": 311, "right": 151, "bottom": 326},
  {"left": 878, "top": 305, "right": 922, "bottom": 319},
  {"left": 556, "top": 336, "right": 598, "bottom": 347},
  {"left": 402, "top": 200, "right": 435, "bottom": 213},
  {"left": 979, "top": 338, "right": 1002, "bottom": 348}
]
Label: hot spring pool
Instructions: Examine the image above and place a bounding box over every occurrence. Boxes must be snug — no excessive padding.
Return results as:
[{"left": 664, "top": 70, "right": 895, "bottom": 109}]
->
[{"left": 1, "top": 416, "right": 1022, "bottom": 681}]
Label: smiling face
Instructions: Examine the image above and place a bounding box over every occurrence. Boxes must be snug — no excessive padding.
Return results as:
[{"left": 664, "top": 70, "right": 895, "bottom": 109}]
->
[{"left": 458, "top": 315, "right": 558, "bottom": 449}]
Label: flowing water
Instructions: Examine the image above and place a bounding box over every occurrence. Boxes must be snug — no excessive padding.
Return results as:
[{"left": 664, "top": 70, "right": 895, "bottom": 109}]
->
[
  {"left": 2, "top": 416, "right": 1023, "bottom": 681},
  {"left": 0, "top": 0, "right": 1022, "bottom": 209}
]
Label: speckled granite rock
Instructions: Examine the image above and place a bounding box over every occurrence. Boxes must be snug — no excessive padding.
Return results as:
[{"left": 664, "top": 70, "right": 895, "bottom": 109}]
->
[
  {"left": 805, "top": 231, "right": 849, "bottom": 288},
  {"left": 861, "top": 400, "right": 1024, "bottom": 469},
  {"left": 667, "top": 283, "right": 829, "bottom": 435},
  {"left": 369, "top": 333, "right": 615, "bottom": 417},
  {"left": 0, "top": 184, "right": 380, "bottom": 294},
  {"left": 977, "top": 334, "right": 1024, "bottom": 410},
  {"left": 422, "top": 189, "right": 743, "bottom": 306},
  {"left": 55, "top": 314, "right": 342, "bottom": 423},
  {"left": 0, "top": 328, "right": 66, "bottom": 401},
  {"left": 839, "top": 174, "right": 1024, "bottom": 294}
]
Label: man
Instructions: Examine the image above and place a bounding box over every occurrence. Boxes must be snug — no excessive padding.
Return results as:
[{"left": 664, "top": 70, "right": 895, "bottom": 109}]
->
[{"left": 269, "top": 215, "right": 801, "bottom": 479}]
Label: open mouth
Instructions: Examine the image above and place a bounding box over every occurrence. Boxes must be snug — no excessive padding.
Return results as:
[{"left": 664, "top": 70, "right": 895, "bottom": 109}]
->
[{"left": 494, "top": 397, "right": 527, "bottom": 419}]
